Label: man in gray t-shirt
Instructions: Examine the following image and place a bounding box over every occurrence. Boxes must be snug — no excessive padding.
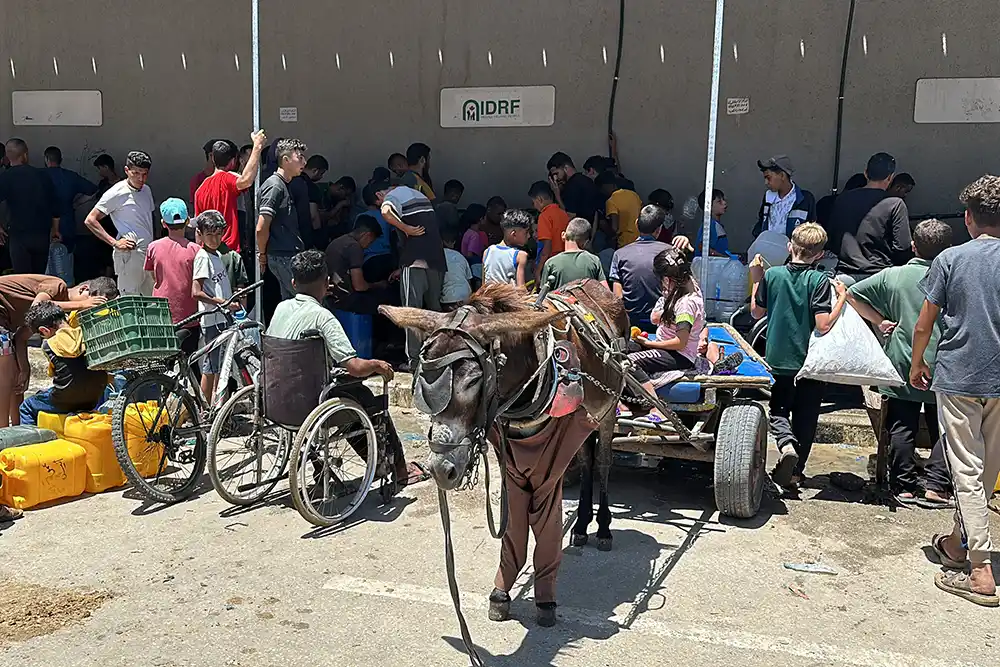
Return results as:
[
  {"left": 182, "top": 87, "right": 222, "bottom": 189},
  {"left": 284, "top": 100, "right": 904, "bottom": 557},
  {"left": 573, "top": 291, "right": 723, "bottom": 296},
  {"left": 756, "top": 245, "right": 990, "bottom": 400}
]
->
[
  {"left": 911, "top": 174, "right": 1000, "bottom": 607},
  {"left": 257, "top": 138, "right": 307, "bottom": 300}
]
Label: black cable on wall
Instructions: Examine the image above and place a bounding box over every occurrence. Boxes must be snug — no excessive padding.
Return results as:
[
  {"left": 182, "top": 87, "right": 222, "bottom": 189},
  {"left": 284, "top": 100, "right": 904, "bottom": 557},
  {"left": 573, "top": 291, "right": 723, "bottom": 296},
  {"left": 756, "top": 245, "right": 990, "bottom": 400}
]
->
[
  {"left": 831, "top": 0, "right": 858, "bottom": 194},
  {"left": 607, "top": 0, "right": 626, "bottom": 157}
]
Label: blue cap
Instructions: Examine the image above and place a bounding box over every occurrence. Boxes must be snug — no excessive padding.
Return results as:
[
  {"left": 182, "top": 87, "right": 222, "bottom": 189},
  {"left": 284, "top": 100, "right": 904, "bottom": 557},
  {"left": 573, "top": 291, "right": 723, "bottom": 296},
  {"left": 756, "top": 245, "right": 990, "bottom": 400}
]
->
[{"left": 160, "top": 197, "right": 189, "bottom": 224}]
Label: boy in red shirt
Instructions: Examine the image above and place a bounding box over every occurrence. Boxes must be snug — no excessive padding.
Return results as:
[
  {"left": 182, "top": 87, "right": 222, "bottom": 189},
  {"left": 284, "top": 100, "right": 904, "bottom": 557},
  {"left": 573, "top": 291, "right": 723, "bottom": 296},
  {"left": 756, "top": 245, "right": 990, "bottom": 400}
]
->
[
  {"left": 144, "top": 198, "right": 201, "bottom": 356},
  {"left": 194, "top": 131, "right": 266, "bottom": 252},
  {"left": 529, "top": 181, "right": 570, "bottom": 288}
]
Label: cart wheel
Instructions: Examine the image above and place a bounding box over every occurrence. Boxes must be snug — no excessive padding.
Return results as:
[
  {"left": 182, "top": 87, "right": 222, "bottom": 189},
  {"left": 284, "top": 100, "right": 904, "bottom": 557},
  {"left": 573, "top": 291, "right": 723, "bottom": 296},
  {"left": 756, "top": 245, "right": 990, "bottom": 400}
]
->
[
  {"left": 714, "top": 402, "right": 766, "bottom": 519},
  {"left": 749, "top": 319, "right": 770, "bottom": 400}
]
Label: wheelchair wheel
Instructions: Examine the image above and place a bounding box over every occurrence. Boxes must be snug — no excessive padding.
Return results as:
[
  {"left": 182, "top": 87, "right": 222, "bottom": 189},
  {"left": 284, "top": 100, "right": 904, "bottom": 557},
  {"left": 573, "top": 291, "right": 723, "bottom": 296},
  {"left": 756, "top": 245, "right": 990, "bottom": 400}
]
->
[
  {"left": 748, "top": 318, "right": 770, "bottom": 399},
  {"left": 208, "top": 384, "right": 291, "bottom": 506},
  {"left": 289, "top": 396, "right": 379, "bottom": 527}
]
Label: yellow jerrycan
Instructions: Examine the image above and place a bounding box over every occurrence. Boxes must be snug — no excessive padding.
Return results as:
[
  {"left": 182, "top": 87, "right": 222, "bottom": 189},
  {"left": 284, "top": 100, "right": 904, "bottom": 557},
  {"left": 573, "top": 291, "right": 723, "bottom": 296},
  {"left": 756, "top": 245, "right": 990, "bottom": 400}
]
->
[
  {"left": 63, "top": 413, "right": 126, "bottom": 493},
  {"left": 0, "top": 439, "right": 88, "bottom": 509}
]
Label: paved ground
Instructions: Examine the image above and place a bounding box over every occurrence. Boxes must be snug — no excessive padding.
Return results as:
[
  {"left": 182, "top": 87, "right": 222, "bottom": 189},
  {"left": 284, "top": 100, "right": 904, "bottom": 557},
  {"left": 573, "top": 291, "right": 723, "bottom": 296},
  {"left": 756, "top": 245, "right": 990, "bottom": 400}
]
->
[{"left": 3, "top": 406, "right": 999, "bottom": 667}]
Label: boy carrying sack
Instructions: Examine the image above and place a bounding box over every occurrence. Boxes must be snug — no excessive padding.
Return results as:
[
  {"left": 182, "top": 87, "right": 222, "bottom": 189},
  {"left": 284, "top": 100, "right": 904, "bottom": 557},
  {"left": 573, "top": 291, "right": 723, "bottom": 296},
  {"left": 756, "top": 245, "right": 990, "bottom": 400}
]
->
[{"left": 750, "top": 223, "right": 847, "bottom": 488}]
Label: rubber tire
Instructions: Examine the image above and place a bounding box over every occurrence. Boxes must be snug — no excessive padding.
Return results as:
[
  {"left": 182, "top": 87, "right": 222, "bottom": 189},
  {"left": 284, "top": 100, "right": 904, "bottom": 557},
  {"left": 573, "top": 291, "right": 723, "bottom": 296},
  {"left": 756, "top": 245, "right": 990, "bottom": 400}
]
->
[
  {"left": 289, "top": 397, "right": 379, "bottom": 528},
  {"left": 207, "top": 384, "right": 290, "bottom": 506},
  {"left": 749, "top": 318, "right": 770, "bottom": 400},
  {"left": 713, "top": 402, "right": 766, "bottom": 519},
  {"left": 111, "top": 372, "right": 206, "bottom": 505}
]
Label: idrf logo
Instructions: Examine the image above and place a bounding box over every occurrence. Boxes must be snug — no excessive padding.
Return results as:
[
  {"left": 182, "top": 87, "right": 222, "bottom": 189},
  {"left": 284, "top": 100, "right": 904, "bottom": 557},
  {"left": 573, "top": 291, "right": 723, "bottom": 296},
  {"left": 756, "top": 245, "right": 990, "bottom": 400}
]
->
[{"left": 462, "top": 98, "right": 521, "bottom": 122}]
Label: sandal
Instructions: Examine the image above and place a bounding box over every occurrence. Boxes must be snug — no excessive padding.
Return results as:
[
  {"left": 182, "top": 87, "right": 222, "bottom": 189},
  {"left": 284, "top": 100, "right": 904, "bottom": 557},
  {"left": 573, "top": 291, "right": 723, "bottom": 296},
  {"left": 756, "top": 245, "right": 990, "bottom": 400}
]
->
[
  {"left": 917, "top": 492, "right": 955, "bottom": 510},
  {"left": 930, "top": 533, "right": 967, "bottom": 570},
  {"left": 636, "top": 412, "right": 665, "bottom": 424},
  {"left": 712, "top": 351, "right": 745, "bottom": 376},
  {"left": 934, "top": 570, "right": 999, "bottom": 607},
  {"left": 894, "top": 492, "right": 921, "bottom": 507},
  {"left": 0, "top": 505, "right": 24, "bottom": 522}
]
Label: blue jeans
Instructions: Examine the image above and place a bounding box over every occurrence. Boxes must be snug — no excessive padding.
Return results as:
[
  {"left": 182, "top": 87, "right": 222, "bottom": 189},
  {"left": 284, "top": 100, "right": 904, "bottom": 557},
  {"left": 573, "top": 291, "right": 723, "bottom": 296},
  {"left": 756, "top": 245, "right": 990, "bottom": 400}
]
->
[
  {"left": 19, "top": 386, "right": 112, "bottom": 426},
  {"left": 268, "top": 255, "right": 295, "bottom": 300}
]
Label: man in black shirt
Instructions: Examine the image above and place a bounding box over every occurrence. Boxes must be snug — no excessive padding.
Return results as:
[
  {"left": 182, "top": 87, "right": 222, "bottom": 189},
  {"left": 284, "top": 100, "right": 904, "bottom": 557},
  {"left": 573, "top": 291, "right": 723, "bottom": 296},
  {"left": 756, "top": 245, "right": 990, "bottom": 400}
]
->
[
  {"left": 302, "top": 155, "right": 329, "bottom": 247},
  {"left": 547, "top": 152, "right": 603, "bottom": 253},
  {"left": 827, "top": 152, "right": 911, "bottom": 285},
  {"left": 325, "top": 216, "right": 393, "bottom": 314},
  {"left": 0, "top": 139, "right": 60, "bottom": 274}
]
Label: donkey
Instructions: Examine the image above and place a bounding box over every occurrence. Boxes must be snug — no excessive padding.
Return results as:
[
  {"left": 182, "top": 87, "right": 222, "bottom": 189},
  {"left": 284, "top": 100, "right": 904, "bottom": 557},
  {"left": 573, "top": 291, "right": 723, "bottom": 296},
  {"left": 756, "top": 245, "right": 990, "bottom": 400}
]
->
[{"left": 380, "top": 280, "right": 627, "bottom": 628}]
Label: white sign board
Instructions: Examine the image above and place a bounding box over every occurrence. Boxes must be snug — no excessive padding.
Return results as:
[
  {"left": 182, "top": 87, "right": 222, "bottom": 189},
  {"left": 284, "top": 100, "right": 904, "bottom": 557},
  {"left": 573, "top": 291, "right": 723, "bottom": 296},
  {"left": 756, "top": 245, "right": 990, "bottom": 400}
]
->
[
  {"left": 441, "top": 86, "right": 555, "bottom": 128},
  {"left": 12, "top": 90, "right": 103, "bottom": 126},
  {"left": 726, "top": 97, "right": 750, "bottom": 115},
  {"left": 279, "top": 106, "right": 298, "bottom": 122},
  {"left": 914, "top": 78, "right": 1000, "bottom": 123}
]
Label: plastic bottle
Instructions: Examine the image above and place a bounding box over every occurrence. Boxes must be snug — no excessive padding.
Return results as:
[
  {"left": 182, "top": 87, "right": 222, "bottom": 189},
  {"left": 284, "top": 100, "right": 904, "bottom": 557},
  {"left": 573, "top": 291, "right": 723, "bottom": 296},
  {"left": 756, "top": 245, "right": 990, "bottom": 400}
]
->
[
  {"left": 233, "top": 309, "right": 261, "bottom": 347},
  {"left": 716, "top": 259, "right": 749, "bottom": 323}
]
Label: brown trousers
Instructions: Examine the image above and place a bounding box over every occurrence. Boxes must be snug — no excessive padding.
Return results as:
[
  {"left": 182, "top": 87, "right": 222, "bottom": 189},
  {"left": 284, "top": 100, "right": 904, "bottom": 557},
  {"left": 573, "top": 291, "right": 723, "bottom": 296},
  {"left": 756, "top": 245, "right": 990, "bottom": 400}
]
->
[{"left": 490, "top": 409, "right": 597, "bottom": 604}]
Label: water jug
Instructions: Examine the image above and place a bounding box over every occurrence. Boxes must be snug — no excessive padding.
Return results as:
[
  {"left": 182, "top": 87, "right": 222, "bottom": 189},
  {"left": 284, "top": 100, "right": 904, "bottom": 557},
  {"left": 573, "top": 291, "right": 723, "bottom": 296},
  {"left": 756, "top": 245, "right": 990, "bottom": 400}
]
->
[
  {"left": 122, "top": 402, "right": 168, "bottom": 479},
  {"left": 0, "top": 426, "right": 58, "bottom": 449},
  {"left": 715, "top": 259, "right": 749, "bottom": 323},
  {"left": 46, "top": 242, "right": 74, "bottom": 285},
  {"left": 63, "top": 413, "right": 125, "bottom": 493},
  {"left": 0, "top": 440, "right": 88, "bottom": 509},
  {"left": 747, "top": 230, "right": 790, "bottom": 270},
  {"left": 38, "top": 412, "right": 70, "bottom": 439}
]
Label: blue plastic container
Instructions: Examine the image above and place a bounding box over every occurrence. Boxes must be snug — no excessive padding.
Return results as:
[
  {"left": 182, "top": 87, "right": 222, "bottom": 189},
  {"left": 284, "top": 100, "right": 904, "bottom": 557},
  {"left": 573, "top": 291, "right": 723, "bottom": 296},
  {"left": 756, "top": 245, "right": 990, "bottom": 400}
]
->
[{"left": 334, "top": 311, "right": 373, "bottom": 359}]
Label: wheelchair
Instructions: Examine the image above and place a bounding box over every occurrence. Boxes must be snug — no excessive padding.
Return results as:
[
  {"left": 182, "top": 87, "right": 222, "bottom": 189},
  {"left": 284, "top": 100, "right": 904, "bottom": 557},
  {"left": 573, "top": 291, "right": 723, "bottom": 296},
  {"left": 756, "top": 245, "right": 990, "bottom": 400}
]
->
[{"left": 207, "top": 331, "right": 403, "bottom": 527}]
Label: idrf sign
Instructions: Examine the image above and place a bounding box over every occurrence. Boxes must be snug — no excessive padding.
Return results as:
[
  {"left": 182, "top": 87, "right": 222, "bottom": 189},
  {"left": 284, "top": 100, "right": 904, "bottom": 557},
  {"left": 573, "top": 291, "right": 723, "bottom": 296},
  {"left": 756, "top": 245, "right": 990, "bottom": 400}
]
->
[
  {"left": 441, "top": 86, "right": 556, "bottom": 128},
  {"left": 462, "top": 98, "right": 522, "bottom": 122}
]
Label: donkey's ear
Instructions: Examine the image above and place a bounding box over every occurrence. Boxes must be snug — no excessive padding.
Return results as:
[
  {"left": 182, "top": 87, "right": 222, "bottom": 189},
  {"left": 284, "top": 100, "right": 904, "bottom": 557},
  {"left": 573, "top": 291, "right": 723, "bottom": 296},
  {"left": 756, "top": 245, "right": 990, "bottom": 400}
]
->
[
  {"left": 378, "top": 306, "right": 449, "bottom": 333},
  {"left": 473, "top": 311, "right": 568, "bottom": 341}
]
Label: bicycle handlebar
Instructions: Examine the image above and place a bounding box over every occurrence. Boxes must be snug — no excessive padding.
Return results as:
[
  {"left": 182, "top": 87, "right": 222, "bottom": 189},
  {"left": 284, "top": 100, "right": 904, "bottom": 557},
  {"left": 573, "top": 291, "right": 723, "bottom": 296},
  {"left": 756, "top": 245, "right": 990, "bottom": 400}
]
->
[{"left": 175, "top": 280, "right": 265, "bottom": 330}]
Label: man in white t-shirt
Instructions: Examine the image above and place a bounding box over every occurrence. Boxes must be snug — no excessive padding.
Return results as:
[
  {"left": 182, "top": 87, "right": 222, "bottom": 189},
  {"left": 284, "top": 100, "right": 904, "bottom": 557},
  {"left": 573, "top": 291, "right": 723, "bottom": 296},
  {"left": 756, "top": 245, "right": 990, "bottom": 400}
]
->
[{"left": 84, "top": 151, "right": 156, "bottom": 295}]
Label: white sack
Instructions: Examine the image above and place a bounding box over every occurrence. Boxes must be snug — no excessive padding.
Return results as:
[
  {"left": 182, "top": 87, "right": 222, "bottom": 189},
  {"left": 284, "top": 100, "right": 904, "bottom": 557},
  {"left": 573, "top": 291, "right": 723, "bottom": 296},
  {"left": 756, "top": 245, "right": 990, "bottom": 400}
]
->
[{"left": 796, "top": 295, "right": 904, "bottom": 387}]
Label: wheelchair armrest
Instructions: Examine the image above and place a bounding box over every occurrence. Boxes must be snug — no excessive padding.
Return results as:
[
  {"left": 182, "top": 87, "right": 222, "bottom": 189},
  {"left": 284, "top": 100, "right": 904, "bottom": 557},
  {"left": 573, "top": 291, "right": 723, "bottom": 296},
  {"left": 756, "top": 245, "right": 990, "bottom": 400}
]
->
[{"left": 298, "top": 329, "right": 323, "bottom": 340}]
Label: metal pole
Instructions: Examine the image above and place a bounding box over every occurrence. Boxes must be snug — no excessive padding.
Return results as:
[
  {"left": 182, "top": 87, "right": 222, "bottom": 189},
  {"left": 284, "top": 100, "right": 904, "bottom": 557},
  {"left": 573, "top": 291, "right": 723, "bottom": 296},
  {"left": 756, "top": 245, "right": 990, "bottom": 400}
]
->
[
  {"left": 251, "top": 0, "right": 262, "bottom": 321},
  {"left": 699, "top": 0, "right": 725, "bottom": 289}
]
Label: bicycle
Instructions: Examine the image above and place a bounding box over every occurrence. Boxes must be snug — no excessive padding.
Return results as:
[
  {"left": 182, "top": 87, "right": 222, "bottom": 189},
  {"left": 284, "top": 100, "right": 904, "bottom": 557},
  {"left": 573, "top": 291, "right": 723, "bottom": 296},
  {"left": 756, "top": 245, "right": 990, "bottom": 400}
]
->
[
  {"left": 110, "top": 281, "right": 264, "bottom": 504},
  {"left": 207, "top": 332, "right": 404, "bottom": 525}
]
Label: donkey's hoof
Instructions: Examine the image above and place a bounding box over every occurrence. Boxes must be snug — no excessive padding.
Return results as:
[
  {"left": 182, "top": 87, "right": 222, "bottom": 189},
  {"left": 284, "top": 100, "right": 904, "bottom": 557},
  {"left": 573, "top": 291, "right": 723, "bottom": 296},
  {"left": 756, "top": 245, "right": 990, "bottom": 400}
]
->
[
  {"left": 536, "top": 603, "right": 557, "bottom": 627},
  {"left": 597, "top": 536, "right": 613, "bottom": 552},
  {"left": 488, "top": 589, "right": 511, "bottom": 622},
  {"left": 569, "top": 533, "right": 588, "bottom": 547}
]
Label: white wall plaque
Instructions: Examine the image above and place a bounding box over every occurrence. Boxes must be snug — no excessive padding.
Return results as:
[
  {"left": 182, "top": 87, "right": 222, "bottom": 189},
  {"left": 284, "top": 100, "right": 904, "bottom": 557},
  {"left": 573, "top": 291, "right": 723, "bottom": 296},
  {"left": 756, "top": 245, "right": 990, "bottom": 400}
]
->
[
  {"left": 441, "top": 86, "right": 556, "bottom": 128},
  {"left": 914, "top": 78, "right": 1000, "bottom": 123},
  {"left": 12, "top": 90, "right": 103, "bottom": 126}
]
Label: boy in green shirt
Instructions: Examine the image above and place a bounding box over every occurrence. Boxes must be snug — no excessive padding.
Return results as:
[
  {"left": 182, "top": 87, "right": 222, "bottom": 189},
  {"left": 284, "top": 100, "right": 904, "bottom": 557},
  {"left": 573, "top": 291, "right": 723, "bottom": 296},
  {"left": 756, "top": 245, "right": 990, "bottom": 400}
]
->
[
  {"left": 751, "top": 223, "right": 847, "bottom": 487},
  {"left": 847, "top": 219, "right": 954, "bottom": 507},
  {"left": 539, "top": 218, "right": 607, "bottom": 290}
]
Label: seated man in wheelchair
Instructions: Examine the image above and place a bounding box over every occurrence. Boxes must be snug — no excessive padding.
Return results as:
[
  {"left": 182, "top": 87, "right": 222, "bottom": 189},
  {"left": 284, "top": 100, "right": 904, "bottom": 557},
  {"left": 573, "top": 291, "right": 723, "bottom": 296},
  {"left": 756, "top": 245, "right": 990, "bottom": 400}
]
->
[{"left": 266, "top": 250, "right": 411, "bottom": 486}]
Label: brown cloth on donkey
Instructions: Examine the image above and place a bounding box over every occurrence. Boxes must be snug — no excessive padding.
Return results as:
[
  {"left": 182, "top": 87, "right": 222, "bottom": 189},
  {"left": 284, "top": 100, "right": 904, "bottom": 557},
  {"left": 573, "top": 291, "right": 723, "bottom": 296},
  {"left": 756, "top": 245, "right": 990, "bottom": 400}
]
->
[{"left": 490, "top": 408, "right": 597, "bottom": 604}]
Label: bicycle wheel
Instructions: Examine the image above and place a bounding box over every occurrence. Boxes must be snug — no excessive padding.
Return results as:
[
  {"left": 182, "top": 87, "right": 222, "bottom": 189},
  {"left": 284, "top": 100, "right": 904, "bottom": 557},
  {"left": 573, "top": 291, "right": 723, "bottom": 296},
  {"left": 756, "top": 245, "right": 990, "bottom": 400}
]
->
[
  {"left": 208, "top": 384, "right": 290, "bottom": 506},
  {"left": 289, "top": 397, "right": 379, "bottom": 527},
  {"left": 111, "top": 372, "right": 206, "bottom": 504}
]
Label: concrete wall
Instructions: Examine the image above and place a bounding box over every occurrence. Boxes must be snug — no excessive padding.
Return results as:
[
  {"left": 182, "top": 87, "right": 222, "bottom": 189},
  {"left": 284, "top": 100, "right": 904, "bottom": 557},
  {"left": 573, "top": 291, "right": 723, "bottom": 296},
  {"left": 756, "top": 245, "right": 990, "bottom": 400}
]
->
[{"left": 3, "top": 0, "right": 999, "bottom": 250}]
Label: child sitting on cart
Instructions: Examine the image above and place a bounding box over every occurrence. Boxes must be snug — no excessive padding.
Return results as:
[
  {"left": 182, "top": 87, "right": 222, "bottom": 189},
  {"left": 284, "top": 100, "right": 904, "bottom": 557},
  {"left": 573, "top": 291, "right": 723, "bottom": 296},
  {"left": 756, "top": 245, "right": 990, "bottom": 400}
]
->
[
  {"left": 19, "top": 278, "right": 121, "bottom": 426},
  {"left": 622, "top": 247, "right": 742, "bottom": 422}
]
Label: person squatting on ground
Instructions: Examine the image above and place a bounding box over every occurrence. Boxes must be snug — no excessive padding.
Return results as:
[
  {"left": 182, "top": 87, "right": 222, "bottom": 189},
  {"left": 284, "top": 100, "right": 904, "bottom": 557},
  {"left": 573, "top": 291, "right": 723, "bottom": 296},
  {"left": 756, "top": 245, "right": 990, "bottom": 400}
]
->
[
  {"left": 84, "top": 150, "right": 156, "bottom": 296},
  {"left": 847, "top": 219, "right": 955, "bottom": 507},
  {"left": 751, "top": 223, "right": 847, "bottom": 489},
  {"left": 19, "top": 279, "right": 119, "bottom": 425},
  {"left": 911, "top": 175, "right": 1000, "bottom": 607},
  {"left": 482, "top": 209, "right": 531, "bottom": 289}
]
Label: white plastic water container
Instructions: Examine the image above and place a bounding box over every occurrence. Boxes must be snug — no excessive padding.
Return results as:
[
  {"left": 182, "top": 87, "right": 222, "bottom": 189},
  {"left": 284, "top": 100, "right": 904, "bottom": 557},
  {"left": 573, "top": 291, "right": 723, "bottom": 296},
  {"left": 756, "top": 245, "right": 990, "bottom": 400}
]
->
[
  {"left": 747, "top": 230, "right": 790, "bottom": 270},
  {"left": 694, "top": 256, "right": 748, "bottom": 322},
  {"left": 715, "top": 259, "right": 749, "bottom": 323}
]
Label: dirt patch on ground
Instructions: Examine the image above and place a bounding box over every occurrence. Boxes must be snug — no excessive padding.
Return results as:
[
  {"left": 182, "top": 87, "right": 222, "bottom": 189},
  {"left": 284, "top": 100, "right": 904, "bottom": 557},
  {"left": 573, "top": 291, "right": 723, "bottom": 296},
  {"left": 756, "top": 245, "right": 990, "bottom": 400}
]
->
[{"left": 0, "top": 581, "right": 112, "bottom": 648}]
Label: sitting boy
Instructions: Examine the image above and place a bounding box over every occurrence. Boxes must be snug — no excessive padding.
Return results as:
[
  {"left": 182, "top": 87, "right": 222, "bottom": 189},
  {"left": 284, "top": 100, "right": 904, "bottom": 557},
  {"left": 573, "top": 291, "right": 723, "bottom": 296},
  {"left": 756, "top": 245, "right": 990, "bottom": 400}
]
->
[
  {"left": 266, "top": 250, "right": 408, "bottom": 483},
  {"left": 19, "top": 277, "right": 121, "bottom": 426},
  {"left": 482, "top": 209, "right": 531, "bottom": 288},
  {"left": 751, "top": 222, "right": 847, "bottom": 488}
]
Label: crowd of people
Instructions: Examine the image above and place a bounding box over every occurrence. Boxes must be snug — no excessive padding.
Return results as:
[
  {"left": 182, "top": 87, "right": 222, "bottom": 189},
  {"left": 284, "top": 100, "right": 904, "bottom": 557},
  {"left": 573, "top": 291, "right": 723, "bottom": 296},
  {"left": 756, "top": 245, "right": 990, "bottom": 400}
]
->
[{"left": 1, "top": 132, "right": 999, "bottom": 607}]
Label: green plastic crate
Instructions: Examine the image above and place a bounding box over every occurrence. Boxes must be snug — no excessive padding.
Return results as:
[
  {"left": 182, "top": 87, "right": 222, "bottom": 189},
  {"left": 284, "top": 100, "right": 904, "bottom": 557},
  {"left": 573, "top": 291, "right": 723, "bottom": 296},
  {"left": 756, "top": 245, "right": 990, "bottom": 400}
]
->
[{"left": 79, "top": 296, "right": 179, "bottom": 370}]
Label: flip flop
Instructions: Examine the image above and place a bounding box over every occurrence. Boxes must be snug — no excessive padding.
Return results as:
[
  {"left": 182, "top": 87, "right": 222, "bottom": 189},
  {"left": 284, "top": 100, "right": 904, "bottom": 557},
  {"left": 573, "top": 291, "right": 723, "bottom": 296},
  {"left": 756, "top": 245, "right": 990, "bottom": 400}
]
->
[
  {"left": 403, "top": 461, "right": 431, "bottom": 487},
  {"left": 635, "top": 413, "right": 665, "bottom": 424},
  {"left": 930, "top": 533, "right": 968, "bottom": 570},
  {"left": 917, "top": 494, "right": 956, "bottom": 510},
  {"left": 895, "top": 493, "right": 921, "bottom": 507},
  {"left": 934, "top": 571, "right": 999, "bottom": 607},
  {"left": 0, "top": 506, "right": 24, "bottom": 522}
]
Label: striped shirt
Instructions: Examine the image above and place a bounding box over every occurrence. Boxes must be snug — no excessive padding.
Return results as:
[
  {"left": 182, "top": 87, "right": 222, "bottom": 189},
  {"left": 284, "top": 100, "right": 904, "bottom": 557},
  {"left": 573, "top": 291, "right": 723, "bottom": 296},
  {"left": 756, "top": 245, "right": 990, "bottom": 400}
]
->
[{"left": 382, "top": 186, "right": 446, "bottom": 272}]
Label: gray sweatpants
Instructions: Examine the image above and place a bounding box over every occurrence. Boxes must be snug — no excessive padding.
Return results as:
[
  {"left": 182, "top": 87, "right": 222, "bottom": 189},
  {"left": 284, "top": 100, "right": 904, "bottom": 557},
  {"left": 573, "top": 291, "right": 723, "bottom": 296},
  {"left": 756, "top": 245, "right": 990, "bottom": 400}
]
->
[
  {"left": 937, "top": 393, "right": 1000, "bottom": 566},
  {"left": 400, "top": 266, "right": 442, "bottom": 364}
]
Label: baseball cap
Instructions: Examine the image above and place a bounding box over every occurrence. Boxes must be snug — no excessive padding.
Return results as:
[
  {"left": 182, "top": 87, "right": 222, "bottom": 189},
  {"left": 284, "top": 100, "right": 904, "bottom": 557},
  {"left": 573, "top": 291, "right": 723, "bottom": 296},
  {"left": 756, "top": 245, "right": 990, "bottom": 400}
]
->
[
  {"left": 757, "top": 155, "right": 795, "bottom": 176},
  {"left": 160, "top": 197, "right": 189, "bottom": 225}
]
